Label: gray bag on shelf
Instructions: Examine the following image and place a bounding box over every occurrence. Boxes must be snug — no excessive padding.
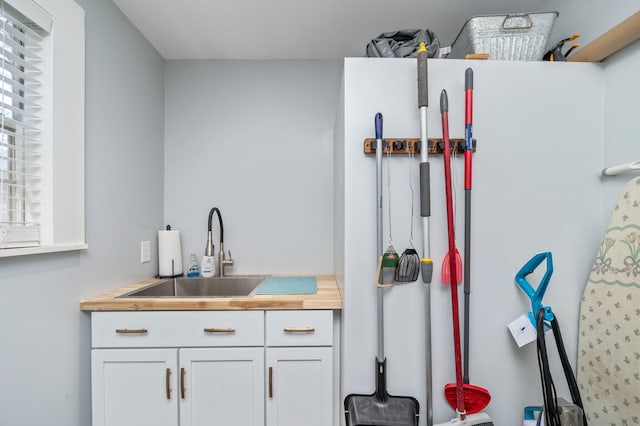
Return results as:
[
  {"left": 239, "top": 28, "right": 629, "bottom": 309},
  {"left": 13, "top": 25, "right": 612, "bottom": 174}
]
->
[{"left": 366, "top": 29, "right": 440, "bottom": 58}]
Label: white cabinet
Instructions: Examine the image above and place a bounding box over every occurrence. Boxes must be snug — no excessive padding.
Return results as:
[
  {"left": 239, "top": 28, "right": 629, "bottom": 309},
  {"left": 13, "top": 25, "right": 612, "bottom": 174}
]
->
[
  {"left": 92, "top": 349, "right": 178, "bottom": 426},
  {"left": 91, "top": 311, "right": 264, "bottom": 426},
  {"left": 90, "top": 310, "right": 334, "bottom": 426},
  {"left": 179, "top": 348, "right": 264, "bottom": 426},
  {"left": 266, "top": 347, "right": 332, "bottom": 426},
  {"left": 92, "top": 347, "right": 263, "bottom": 426},
  {"left": 265, "top": 310, "right": 333, "bottom": 426},
  {"left": 91, "top": 311, "right": 264, "bottom": 348}
]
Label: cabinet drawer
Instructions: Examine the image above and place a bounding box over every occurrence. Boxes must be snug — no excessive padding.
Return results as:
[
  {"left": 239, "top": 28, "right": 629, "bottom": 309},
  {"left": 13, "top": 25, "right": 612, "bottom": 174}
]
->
[
  {"left": 92, "top": 311, "right": 264, "bottom": 348},
  {"left": 266, "top": 310, "right": 333, "bottom": 347}
]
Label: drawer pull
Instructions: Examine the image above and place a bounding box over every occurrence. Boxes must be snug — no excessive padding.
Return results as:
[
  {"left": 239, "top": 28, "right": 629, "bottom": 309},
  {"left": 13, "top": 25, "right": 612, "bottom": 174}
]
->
[
  {"left": 283, "top": 326, "right": 315, "bottom": 333},
  {"left": 180, "top": 368, "right": 186, "bottom": 399},
  {"left": 115, "top": 328, "right": 148, "bottom": 334},
  {"left": 268, "top": 367, "right": 273, "bottom": 398},
  {"left": 166, "top": 368, "right": 171, "bottom": 400},
  {"left": 204, "top": 327, "right": 236, "bottom": 333}
]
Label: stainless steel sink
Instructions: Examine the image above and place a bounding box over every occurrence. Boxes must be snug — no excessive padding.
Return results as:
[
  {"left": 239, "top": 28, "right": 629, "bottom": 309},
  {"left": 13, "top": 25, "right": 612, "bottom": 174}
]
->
[{"left": 118, "top": 276, "right": 267, "bottom": 298}]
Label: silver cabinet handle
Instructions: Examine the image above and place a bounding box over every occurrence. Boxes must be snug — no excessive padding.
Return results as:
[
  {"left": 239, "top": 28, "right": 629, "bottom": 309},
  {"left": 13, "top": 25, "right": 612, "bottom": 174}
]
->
[
  {"left": 204, "top": 327, "right": 236, "bottom": 333},
  {"left": 165, "top": 368, "right": 171, "bottom": 400},
  {"left": 180, "top": 367, "right": 186, "bottom": 399},
  {"left": 283, "top": 327, "right": 315, "bottom": 333},
  {"left": 115, "top": 328, "right": 148, "bottom": 334}
]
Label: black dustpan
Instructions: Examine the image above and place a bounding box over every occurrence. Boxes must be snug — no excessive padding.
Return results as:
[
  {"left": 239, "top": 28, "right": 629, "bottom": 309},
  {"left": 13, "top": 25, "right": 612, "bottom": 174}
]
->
[
  {"left": 344, "top": 359, "right": 419, "bottom": 426},
  {"left": 344, "top": 113, "right": 419, "bottom": 426}
]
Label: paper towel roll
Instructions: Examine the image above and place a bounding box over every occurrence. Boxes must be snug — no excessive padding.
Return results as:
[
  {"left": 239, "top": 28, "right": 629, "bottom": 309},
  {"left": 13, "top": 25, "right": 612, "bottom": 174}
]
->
[{"left": 158, "top": 228, "right": 182, "bottom": 277}]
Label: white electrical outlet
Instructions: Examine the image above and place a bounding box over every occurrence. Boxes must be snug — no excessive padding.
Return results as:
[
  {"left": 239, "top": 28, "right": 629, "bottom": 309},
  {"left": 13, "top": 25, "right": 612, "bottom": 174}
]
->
[{"left": 140, "top": 240, "right": 151, "bottom": 263}]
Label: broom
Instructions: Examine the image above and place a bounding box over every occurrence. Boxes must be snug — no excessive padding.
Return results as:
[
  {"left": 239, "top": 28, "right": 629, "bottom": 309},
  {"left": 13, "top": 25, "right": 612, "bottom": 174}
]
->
[{"left": 434, "top": 89, "right": 492, "bottom": 426}]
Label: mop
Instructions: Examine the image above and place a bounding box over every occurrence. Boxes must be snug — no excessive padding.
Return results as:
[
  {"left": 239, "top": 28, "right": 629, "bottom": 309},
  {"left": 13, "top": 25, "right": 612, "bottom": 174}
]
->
[
  {"left": 416, "top": 42, "right": 434, "bottom": 426},
  {"left": 379, "top": 115, "right": 400, "bottom": 285},
  {"left": 515, "top": 252, "right": 586, "bottom": 425}
]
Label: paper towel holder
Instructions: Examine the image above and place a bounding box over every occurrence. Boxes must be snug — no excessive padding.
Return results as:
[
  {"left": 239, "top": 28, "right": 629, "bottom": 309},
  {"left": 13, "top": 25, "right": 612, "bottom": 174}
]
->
[{"left": 158, "top": 224, "right": 184, "bottom": 278}]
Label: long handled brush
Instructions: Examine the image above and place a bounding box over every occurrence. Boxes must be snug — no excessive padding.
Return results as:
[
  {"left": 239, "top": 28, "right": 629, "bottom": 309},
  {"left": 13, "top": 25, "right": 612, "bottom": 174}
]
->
[{"left": 435, "top": 90, "right": 492, "bottom": 426}]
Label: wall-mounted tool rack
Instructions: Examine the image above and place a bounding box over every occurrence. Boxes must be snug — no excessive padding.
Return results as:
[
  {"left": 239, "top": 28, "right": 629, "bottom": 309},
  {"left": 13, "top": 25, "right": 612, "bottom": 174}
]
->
[{"left": 363, "top": 138, "right": 476, "bottom": 155}]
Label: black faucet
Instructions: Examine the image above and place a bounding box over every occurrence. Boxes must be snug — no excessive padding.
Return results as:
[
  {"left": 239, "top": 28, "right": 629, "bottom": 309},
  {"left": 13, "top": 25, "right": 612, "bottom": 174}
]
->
[{"left": 206, "top": 207, "right": 234, "bottom": 277}]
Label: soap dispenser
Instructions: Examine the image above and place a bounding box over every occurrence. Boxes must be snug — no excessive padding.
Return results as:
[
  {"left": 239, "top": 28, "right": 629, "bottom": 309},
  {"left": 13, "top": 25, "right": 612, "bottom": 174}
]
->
[
  {"left": 201, "top": 230, "right": 215, "bottom": 277},
  {"left": 187, "top": 254, "right": 200, "bottom": 277}
]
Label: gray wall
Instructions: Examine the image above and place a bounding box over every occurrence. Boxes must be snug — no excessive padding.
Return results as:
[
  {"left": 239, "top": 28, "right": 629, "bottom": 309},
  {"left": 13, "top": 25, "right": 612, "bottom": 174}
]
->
[
  {"left": 0, "top": 0, "right": 164, "bottom": 424},
  {"left": 163, "top": 60, "right": 342, "bottom": 275}
]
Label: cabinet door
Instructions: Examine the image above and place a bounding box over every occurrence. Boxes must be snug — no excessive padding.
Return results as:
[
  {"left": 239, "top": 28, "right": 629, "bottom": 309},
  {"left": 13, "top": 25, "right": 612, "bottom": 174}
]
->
[
  {"left": 266, "top": 347, "right": 333, "bottom": 426},
  {"left": 92, "top": 349, "right": 178, "bottom": 426},
  {"left": 179, "top": 347, "right": 264, "bottom": 426}
]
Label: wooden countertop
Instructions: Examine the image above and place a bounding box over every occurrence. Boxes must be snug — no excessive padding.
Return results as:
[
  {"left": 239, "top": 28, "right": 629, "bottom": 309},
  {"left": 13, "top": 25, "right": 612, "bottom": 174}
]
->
[{"left": 80, "top": 275, "right": 342, "bottom": 311}]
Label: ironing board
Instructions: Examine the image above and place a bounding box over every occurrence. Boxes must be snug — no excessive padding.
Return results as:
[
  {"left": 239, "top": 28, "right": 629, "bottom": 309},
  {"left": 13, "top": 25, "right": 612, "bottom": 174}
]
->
[{"left": 577, "top": 177, "right": 640, "bottom": 424}]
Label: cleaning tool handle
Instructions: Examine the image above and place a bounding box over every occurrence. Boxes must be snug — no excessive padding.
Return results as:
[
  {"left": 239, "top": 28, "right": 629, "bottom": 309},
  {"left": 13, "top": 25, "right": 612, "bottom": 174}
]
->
[
  {"left": 419, "top": 161, "right": 433, "bottom": 284},
  {"left": 440, "top": 89, "right": 448, "bottom": 112},
  {"left": 441, "top": 89, "right": 465, "bottom": 415},
  {"left": 420, "top": 258, "right": 433, "bottom": 284},
  {"left": 464, "top": 68, "right": 473, "bottom": 190},
  {"left": 420, "top": 163, "right": 431, "bottom": 217},
  {"left": 463, "top": 68, "right": 474, "bottom": 384},
  {"left": 465, "top": 67, "right": 474, "bottom": 92},
  {"left": 374, "top": 114, "right": 385, "bottom": 360},
  {"left": 375, "top": 112, "right": 383, "bottom": 141},
  {"left": 374, "top": 358, "right": 388, "bottom": 400},
  {"left": 463, "top": 188, "right": 471, "bottom": 385},
  {"left": 417, "top": 43, "right": 432, "bottom": 284},
  {"left": 419, "top": 161, "right": 432, "bottom": 284},
  {"left": 464, "top": 152, "right": 472, "bottom": 190},
  {"left": 375, "top": 113, "right": 384, "bottom": 256},
  {"left": 417, "top": 43, "right": 433, "bottom": 426},
  {"left": 515, "top": 252, "right": 554, "bottom": 324},
  {"left": 417, "top": 43, "right": 428, "bottom": 108}
]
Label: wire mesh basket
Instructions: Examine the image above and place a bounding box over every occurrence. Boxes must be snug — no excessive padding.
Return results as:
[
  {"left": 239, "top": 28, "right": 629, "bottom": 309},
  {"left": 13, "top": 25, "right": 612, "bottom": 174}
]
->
[{"left": 448, "top": 12, "right": 559, "bottom": 61}]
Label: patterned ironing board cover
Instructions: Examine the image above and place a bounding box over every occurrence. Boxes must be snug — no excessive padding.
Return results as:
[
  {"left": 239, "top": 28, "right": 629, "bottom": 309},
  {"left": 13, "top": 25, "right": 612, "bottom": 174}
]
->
[{"left": 577, "top": 177, "right": 640, "bottom": 425}]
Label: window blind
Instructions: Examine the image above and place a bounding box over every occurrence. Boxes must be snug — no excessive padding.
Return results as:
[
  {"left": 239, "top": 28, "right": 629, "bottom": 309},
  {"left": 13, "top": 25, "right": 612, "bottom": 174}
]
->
[{"left": 0, "top": 0, "right": 45, "bottom": 248}]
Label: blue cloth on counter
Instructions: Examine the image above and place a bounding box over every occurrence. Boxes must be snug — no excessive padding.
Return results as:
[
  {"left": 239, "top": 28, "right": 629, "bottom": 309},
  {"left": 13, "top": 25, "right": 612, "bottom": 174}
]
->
[{"left": 255, "top": 276, "right": 317, "bottom": 295}]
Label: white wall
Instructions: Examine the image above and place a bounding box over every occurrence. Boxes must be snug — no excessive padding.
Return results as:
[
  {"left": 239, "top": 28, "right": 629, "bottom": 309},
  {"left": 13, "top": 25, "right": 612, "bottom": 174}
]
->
[
  {"left": 543, "top": 0, "right": 640, "bottom": 225},
  {"left": 601, "top": 41, "right": 640, "bottom": 215},
  {"left": 163, "top": 60, "right": 342, "bottom": 275},
  {"left": 0, "top": 0, "right": 164, "bottom": 424},
  {"left": 337, "top": 58, "right": 604, "bottom": 425}
]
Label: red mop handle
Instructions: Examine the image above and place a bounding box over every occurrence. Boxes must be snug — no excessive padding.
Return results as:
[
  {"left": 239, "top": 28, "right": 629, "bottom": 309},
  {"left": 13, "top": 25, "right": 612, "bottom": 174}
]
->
[
  {"left": 464, "top": 68, "right": 473, "bottom": 191},
  {"left": 441, "top": 90, "right": 465, "bottom": 416}
]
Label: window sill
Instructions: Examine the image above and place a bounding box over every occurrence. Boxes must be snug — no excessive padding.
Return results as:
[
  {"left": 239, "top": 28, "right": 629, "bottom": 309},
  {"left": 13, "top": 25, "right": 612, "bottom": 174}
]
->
[{"left": 0, "top": 243, "right": 88, "bottom": 258}]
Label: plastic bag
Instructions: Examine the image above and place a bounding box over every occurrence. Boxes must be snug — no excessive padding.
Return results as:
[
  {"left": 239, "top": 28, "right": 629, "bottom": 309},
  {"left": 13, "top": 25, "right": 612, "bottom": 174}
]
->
[{"left": 366, "top": 29, "right": 440, "bottom": 58}]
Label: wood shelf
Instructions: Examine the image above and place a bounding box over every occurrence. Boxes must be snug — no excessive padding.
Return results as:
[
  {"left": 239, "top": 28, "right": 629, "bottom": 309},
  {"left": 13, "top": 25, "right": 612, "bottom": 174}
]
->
[{"left": 569, "top": 11, "right": 640, "bottom": 62}]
